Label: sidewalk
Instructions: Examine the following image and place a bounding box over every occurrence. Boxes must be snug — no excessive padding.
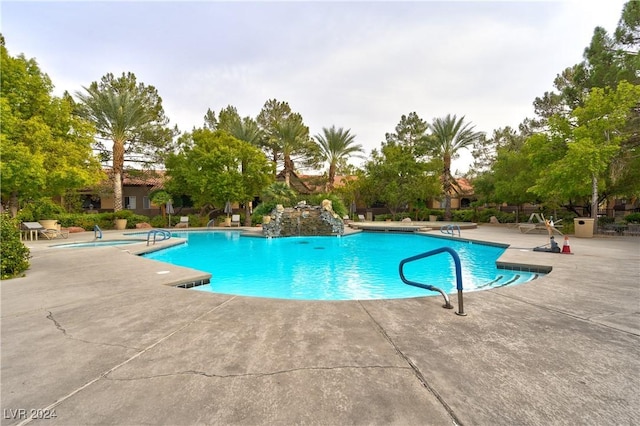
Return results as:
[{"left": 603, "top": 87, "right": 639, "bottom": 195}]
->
[{"left": 1, "top": 226, "right": 639, "bottom": 425}]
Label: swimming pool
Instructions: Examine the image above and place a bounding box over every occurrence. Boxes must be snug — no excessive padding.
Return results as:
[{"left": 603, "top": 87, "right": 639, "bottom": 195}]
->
[{"left": 143, "top": 231, "right": 542, "bottom": 300}]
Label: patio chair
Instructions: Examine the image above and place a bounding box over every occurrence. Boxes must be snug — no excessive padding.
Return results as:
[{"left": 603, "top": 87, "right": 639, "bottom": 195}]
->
[
  {"left": 358, "top": 214, "right": 366, "bottom": 221},
  {"left": 38, "top": 228, "right": 69, "bottom": 240},
  {"left": 231, "top": 214, "right": 241, "bottom": 227},
  {"left": 518, "top": 215, "right": 563, "bottom": 236},
  {"left": 176, "top": 216, "right": 189, "bottom": 228}
]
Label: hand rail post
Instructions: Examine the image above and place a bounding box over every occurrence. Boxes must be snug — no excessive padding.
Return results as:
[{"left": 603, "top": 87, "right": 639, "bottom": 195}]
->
[
  {"left": 93, "top": 225, "right": 102, "bottom": 240},
  {"left": 399, "top": 246, "right": 466, "bottom": 316}
]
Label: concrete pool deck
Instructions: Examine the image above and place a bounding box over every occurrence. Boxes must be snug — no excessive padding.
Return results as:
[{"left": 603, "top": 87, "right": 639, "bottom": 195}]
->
[{"left": 1, "top": 225, "right": 638, "bottom": 425}]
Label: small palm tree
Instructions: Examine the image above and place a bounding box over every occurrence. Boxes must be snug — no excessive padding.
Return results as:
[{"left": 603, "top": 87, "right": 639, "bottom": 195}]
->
[
  {"left": 314, "top": 126, "right": 363, "bottom": 192},
  {"left": 430, "top": 114, "right": 483, "bottom": 220},
  {"left": 261, "top": 182, "right": 297, "bottom": 206}
]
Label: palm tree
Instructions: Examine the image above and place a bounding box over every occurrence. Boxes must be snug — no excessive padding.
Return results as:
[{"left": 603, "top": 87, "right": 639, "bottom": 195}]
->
[
  {"left": 429, "top": 114, "right": 483, "bottom": 220},
  {"left": 226, "top": 117, "right": 266, "bottom": 225},
  {"left": 314, "top": 126, "right": 363, "bottom": 191},
  {"left": 226, "top": 116, "right": 263, "bottom": 147},
  {"left": 76, "top": 82, "right": 152, "bottom": 211},
  {"left": 274, "top": 115, "right": 309, "bottom": 187}
]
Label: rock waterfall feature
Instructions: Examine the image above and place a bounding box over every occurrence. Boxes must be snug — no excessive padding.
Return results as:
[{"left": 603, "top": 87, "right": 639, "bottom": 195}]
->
[{"left": 262, "top": 200, "right": 344, "bottom": 237}]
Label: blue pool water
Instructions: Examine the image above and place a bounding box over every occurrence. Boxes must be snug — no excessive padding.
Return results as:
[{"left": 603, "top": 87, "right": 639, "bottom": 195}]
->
[{"left": 143, "top": 231, "right": 541, "bottom": 300}]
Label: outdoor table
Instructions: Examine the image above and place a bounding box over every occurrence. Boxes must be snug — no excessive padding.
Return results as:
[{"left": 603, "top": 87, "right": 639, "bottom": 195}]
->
[{"left": 20, "top": 222, "right": 44, "bottom": 241}]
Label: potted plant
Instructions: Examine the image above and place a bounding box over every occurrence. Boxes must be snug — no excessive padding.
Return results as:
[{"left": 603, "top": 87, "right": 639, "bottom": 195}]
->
[
  {"left": 114, "top": 210, "right": 132, "bottom": 230},
  {"left": 224, "top": 201, "right": 233, "bottom": 227}
]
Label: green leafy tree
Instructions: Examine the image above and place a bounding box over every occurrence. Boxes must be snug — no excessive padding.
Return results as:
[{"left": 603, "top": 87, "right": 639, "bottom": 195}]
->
[
  {"left": 429, "top": 114, "right": 483, "bottom": 220},
  {"left": 356, "top": 114, "right": 440, "bottom": 215},
  {"left": 532, "top": 2, "right": 639, "bottom": 131},
  {"left": 491, "top": 146, "right": 540, "bottom": 220},
  {"left": 362, "top": 142, "right": 439, "bottom": 216},
  {"left": 0, "top": 39, "right": 102, "bottom": 215},
  {"left": 75, "top": 72, "right": 175, "bottom": 211},
  {"left": 165, "top": 129, "right": 272, "bottom": 216},
  {"left": 470, "top": 126, "right": 525, "bottom": 178},
  {"left": 531, "top": 82, "right": 640, "bottom": 219},
  {"left": 314, "top": 126, "right": 363, "bottom": 192},
  {"left": 206, "top": 105, "right": 267, "bottom": 224}
]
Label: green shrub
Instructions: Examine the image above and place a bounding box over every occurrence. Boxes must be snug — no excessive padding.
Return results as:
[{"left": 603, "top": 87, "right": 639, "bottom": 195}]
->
[
  {"left": 1, "top": 214, "right": 30, "bottom": 279},
  {"left": 150, "top": 215, "right": 167, "bottom": 228},
  {"left": 56, "top": 213, "right": 81, "bottom": 228},
  {"left": 598, "top": 216, "right": 615, "bottom": 227},
  {"left": 73, "top": 213, "right": 112, "bottom": 230},
  {"left": 114, "top": 210, "right": 133, "bottom": 219},
  {"left": 563, "top": 221, "right": 575, "bottom": 235},
  {"left": 251, "top": 214, "right": 262, "bottom": 226},
  {"left": 306, "top": 194, "right": 348, "bottom": 218},
  {"left": 253, "top": 202, "right": 277, "bottom": 218},
  {"left": 430, "top": 209, "right": 444, "bottom": 220},
  {"left": 127, "top": 214, "right": 150, "bottom": 229},
  {"left": 624, "top": 212, "right": 640, "bottom": 224},
  {"left": 452, "top": 210, "right": 475, "bottom": 222},
  {"left": 412, "top": 208, "right": 431, "bottom": 221}
]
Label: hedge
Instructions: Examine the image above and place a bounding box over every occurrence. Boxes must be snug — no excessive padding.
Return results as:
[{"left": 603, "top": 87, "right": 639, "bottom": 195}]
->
[{"left": 1, "top": 214, "right": 30, "bottom": 279}]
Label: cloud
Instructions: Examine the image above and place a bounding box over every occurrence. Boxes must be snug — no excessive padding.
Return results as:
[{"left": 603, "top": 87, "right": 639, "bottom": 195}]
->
[{"left": 2, "top": 0, "right": 628, "bottom": 172}]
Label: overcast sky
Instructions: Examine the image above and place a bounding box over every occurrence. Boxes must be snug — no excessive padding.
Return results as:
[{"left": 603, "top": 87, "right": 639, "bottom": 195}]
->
[{"left": 2, "top": 0, "right": 628, "bottom": 174}]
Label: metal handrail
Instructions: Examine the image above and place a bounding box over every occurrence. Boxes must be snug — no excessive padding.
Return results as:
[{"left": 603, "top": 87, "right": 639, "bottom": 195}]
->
[
  {"left": 440, "top": 224, "right": 461, "bottom": 237},
  {"left": 399, "top": 246, "right": 466, "bottom": 316},
  {"left": 146, "top": 229, "right": 172, "bottom": 246},
  {"left": 93, "top": 225, "right": 102, "bottom": 240}
]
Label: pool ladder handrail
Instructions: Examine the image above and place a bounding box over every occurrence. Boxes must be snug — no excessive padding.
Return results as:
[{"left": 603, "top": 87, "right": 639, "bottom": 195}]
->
[
  {"left": 147, "top": 229, "right": 172, "bottom": 246},
  {"left": 440, "top": 224, "right": 461, "bottom": 237},
  {"left": 399, "top": 246, "right": 466, "bottom": 316},
  {"left": 94, "top": 225, "right": 102, "bottom": 240}
]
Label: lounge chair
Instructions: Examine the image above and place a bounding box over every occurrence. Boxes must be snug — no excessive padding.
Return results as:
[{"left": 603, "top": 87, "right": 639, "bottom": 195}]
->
[
  {"left": 231, "top": 214, "right": 241, "bottom": 227},
  {"left": 176, "top": 216, "right": 189, "bottom": 228},
  {"left": 38, "top": 228, "right": 69, "bottom": 240},
  {"left": 518, "top": 215, "right": 563, "bottom": 236},
  {"left": 358, "top": 214, "right": 366, "bottom": 221}
]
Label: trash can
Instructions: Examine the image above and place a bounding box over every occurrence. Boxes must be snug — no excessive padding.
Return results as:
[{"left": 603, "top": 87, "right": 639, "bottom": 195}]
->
[{"left": 574, "top": 218, "right": 595, "bottom": 238}]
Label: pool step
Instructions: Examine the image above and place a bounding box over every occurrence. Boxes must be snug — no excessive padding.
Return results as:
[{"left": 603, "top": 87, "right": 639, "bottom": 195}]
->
[
  {"left": 175, "top": 278, "right": 210, "bottom": 289},
  {"left": 478, "top": 272, "right": 540, "bottom": 289}
]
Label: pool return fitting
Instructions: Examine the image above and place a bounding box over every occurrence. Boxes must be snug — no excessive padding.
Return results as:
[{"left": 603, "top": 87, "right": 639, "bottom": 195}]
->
[{"left": 399, "top": 246, "right": 466, "bottom": 316}]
